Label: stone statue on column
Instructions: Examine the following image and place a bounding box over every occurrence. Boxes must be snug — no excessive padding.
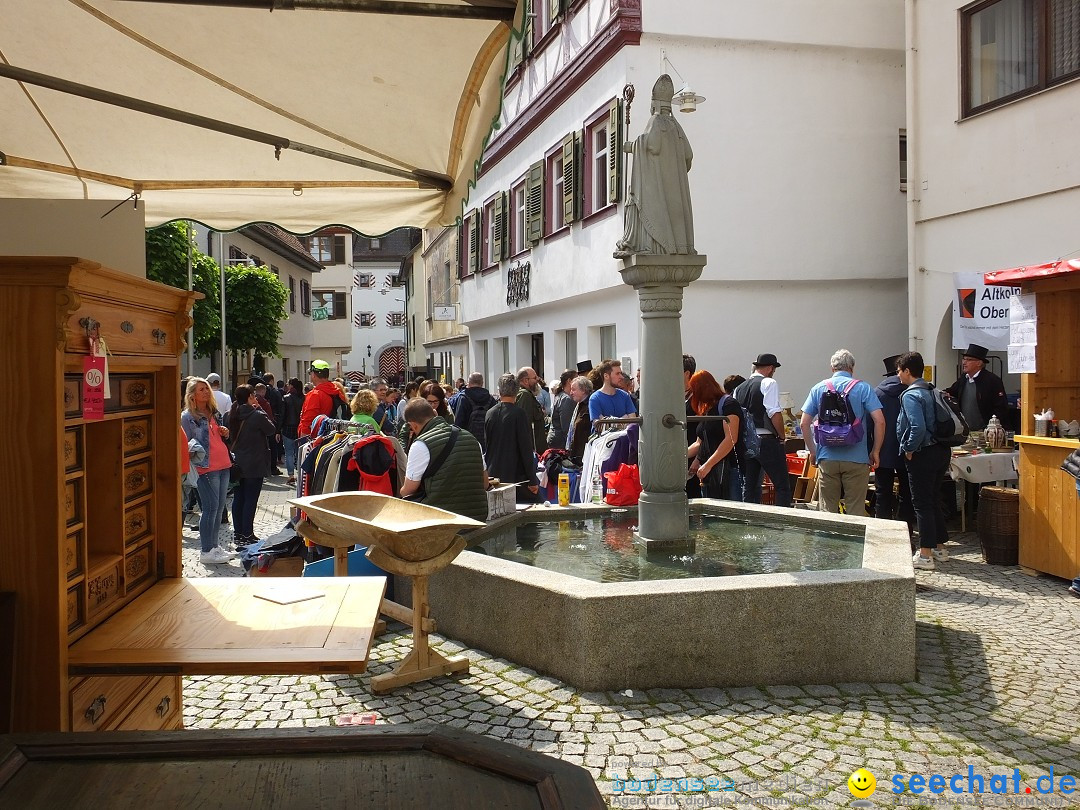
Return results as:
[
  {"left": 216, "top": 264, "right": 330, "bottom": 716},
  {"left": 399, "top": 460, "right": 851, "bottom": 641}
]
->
[{"left": 614, "top": 74, "right": 696, "bottom": 259}]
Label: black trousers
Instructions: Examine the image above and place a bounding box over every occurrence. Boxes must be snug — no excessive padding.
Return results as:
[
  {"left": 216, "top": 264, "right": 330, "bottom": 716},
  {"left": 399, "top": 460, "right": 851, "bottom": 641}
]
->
[
  {"left": 906, "top": 442, "right": 950, "bottom": 551},
  {"left": 744, "top": 435, "right": 792, "bottom": 508}
]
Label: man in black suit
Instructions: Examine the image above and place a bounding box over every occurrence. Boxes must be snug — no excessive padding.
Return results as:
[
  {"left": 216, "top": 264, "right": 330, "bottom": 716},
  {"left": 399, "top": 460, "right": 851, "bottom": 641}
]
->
[{"left": 946, "top": 343, "right": 1008, "bottom": 431}]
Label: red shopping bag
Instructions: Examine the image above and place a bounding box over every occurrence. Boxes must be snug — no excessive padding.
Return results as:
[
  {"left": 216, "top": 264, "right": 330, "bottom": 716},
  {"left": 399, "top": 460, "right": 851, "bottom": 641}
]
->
[{"left": 604, "top": 463, "right": 642, "bottom": 506}]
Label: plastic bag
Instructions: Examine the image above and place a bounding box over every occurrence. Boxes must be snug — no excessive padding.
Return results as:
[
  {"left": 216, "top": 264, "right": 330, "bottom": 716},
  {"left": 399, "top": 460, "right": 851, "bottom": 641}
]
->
[{"left": 604, "top": 463, "right": 642, "bottom": 506}]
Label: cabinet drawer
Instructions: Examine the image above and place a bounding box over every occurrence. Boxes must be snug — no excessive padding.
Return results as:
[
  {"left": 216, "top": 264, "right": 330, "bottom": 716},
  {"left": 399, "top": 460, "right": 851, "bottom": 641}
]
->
[
  {"left": 113, "top": 376, "right": 154, "bottom": 412},
  {"left": 63, "top": 375, "right": 82, "bottom": 417},
  {"left": 64, "top": 479, "right": 81, "bottom": 527},
  {"left": 116, "top": 676, "right": 182, "bottom": 731},
  {"left": 86, "top": 560, "right": 122, "bottom": 620},
  {"left": 123, "top": 459, "right": 153, "bottom": 501},
  {"left": 65, "top": 300, "right": 179, "bottom": 357},
  {"left": 124, "top": 542, "right": 155, "bottom": 590},
  {"left": 124, "top": 501, "right": 153, "bottom": 546},
  {"left": 66, "top": 530, "right": 84, "bottom": 580},
  {"left": 69, "top": 675, "right": 148, "bottom": 732},
  {"left": 67, "top": 583, "right": 84, "bottom": 634},
  {"left": 122, "top": 417, "right": 153, "bottom": 455},
  {"left": 64, "top": 427, "right": 82, "bottom": 472}
]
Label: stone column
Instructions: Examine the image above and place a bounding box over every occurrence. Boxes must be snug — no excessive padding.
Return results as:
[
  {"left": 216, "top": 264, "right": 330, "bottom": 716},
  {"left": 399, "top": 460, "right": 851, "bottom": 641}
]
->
[{"left": 620, "top": 254, "right": 706, "bottom": 549}]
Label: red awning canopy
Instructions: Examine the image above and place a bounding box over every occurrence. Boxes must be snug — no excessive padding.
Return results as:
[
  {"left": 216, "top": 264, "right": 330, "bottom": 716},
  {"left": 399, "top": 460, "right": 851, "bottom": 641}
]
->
[{"left": 984, "top": 258, "right": 1080, "bottom": 286}]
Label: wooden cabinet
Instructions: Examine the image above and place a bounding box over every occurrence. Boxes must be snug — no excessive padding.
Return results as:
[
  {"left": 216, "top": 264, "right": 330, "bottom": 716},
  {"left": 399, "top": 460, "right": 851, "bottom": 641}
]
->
[
  {"left": 1009, "top": 274, "right": 1080, "bottom": 579},
  {"left": 0, "top": 257, "right": 195, "bottom": 732}
]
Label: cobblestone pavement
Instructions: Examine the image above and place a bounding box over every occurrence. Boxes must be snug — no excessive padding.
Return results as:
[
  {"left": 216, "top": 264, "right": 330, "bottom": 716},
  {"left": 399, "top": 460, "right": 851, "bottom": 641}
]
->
[{"left": 183, "top": 480, "right": 1080, "bottom": 807}]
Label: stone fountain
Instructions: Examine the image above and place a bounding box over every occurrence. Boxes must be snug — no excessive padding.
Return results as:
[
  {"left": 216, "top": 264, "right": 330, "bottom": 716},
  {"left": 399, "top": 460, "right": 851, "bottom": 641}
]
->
[{"left": 614, "top": 74, "right": 705, "bottom": 548}]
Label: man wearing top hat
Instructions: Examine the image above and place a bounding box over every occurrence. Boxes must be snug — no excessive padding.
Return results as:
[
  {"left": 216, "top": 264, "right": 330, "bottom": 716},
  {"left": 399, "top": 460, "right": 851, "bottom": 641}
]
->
[
  {"left": 946, "top": 343, "right": 1008, "bottom": 431},
  {"left": 873, "top": 354, "right": 914, "bottom": 536},
  {"left": 733, "top": 353, "right": 791, "bottom": 508}
]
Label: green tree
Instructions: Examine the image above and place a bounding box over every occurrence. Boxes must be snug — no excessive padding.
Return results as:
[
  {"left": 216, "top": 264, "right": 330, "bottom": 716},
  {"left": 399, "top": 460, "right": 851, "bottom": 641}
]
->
[
  {"left": 145, "top": 222, "right": 221, "bottom": 358},
  {"left": 224, "top": 264, "right": 289, "bottom": 359}
]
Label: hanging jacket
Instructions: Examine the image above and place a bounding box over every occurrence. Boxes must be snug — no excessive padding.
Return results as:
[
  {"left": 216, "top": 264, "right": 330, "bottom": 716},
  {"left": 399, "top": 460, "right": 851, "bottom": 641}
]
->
[{"left": 347, "top": 434, "right": 399, "bottom": 496}]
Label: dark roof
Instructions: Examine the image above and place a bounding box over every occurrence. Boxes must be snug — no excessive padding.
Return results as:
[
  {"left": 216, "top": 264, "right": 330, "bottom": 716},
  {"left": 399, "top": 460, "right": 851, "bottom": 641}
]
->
[{"left": 245, "top": 224, "right": 324, "bottom": 273}]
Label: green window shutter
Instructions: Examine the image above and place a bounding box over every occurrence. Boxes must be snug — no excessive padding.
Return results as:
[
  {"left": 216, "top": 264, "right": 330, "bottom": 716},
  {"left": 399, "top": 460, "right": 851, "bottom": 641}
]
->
[
  {"left": 509, "top": 33, "right": 523, "bottom": 72},
  {"left": 469, "top": 210, "right": 481, "bottom": 275},
  {"left": 549, "top": 0, "right": 562, "bottom": 27},
  {"left": 562, "top": 131, "right": 581, "bottom": 225},
  {"left": 332, "top": 234, "right": 346, "bottom": 264},
  {"left": 493, "top": 192, "right": 507, "bottom": 261},
  {"left": 526, "top": 160, "right": 544, "bottom": 245},
  {"left": 457, "top": 219, "right": 467, "bottom": 278},
  {"left": 608, "top": 99, "right": 623, "bottom": 204},
  {"left": 522, "top": 0, "right": 535, "bottom": 57}
]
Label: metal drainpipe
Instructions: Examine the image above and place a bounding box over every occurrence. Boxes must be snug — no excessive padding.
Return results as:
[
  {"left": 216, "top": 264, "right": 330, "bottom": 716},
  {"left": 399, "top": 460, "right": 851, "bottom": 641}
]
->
[{"left": 905, "top": 0, "right": 921, "bottom": 361}]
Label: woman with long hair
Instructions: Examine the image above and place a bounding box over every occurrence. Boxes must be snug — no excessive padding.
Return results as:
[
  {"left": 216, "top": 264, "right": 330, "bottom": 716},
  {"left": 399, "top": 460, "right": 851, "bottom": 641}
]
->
[
  {"left": 547, "top": 370, "right": 577, "bottom": 450},
  {"left": 180, "top": 377, "right": 236, "bottom": 565},
  {"left": 421, "top": 381, "right": 452, "bottom": 420},
  {"left": 281, "top": 377, "right": 304, "bottom": 485},
  {"left": 687, "top": 370, "right": 745, "bottom": 500},
  {"left": 227, "top": 384, "right": 278, "bottom": 547}
]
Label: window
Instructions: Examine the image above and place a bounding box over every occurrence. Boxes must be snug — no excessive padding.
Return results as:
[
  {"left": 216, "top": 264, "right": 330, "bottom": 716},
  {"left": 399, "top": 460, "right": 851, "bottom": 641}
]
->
[
  {"left": 270, "top": 264, "right": 278, "bottom": 276},
  {"left": 389, "top": 312, "right": 406, "bottom": 328},
  {"left": 460, "top": 210, "right": 481, "bottom": 277},
  {"left": 482, "top": 193, "right": 507, "bottom": 267},
  {"left": 355, "top": 272, "right": 375, "bottom": 288},
  {"left": 308, "top": 234, "right": 347, "bottom": 263},
  {"left": 370, "top": 238, "right": 381, "bottom": 250},
  {"left": 510, "top": 177, "right": 527, "bottom": 256},
  {"left": 355, "top": 312, "right": 376, "bottom": 328},
  {"left": 899, "top": 130, "right": 907, "bottom": 191},
  {"left": 545, "top": 148, "right": 566, "bottom": 235},
  {"left": 312, "top": 289, "right": 346, "bottom": 320},
  {"left": 300, "top": 280, "right": 311, "bottom": 315},
  {"left": 599, "top": 325, "right": 616, "bottom": 363},
  {"left": 562, "top": 328, "right": 577, "bottom": 370},
  {"left": 389, "top": 274, "right": 404, "bottom": 288},
  {"left": 584, "top": 100, "right": 622, "bottom": 217},
  {"left": 963, "top": 0, "right": 1080, "bottom": 116},
  {"left": 288, "top": 276, "right": 296, "bottom": 313}
]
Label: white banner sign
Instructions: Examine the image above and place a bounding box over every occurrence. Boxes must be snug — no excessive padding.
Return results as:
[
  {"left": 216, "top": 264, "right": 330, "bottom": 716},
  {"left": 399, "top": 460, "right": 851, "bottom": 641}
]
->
[{"left": 952, "top": 273, "right": 1021, "bottom": 350}]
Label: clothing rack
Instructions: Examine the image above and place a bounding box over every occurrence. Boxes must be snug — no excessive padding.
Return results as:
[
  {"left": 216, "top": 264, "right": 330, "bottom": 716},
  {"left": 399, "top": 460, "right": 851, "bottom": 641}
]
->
[{"left": 317, "top": 418, "right": 376, "bottom": 437}]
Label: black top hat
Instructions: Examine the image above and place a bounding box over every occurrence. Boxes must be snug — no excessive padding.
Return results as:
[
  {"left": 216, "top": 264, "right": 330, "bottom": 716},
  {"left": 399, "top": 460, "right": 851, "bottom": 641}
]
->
[
  {"left": 882, "top": 354, "right": 902, "bottom": 376},
  {"left": 752, "top": 353, "right": 781, "bottom": 368},
  {"left": 576, "top": 360, "right": 594, "bottom": 373},
  {"left": 961, "top": 344, "right": 989, "bottom": 362},
  {"left": 247, "top": 375, "right": 266, "bottom": 386}
]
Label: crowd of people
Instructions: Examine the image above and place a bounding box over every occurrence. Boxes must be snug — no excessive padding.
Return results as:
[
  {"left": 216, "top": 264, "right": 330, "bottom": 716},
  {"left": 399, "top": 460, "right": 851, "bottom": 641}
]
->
[{"left": 178, "top": 341, "right": 1014, "bottom": 573}]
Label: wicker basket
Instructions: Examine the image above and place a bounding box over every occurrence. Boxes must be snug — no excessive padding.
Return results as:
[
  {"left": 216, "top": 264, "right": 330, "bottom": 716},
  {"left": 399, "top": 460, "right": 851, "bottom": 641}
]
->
[{"left": 976, "top": 486, "right": 1019, "bottom": 565}]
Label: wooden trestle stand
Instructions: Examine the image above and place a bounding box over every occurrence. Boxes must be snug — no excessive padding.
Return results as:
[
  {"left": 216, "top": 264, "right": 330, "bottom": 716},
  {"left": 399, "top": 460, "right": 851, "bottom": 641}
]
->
[{"left": 291, "top": 493, "right": 481, "bottom": 694}]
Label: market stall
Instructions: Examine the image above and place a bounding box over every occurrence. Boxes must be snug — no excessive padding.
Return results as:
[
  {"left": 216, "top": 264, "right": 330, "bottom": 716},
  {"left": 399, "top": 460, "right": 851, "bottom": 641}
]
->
[{"left": 985, "top": 260, "right": 1080, "bottom": 579}]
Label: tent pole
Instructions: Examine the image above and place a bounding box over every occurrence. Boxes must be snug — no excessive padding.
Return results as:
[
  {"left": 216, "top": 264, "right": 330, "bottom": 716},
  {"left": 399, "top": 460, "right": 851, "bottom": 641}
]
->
[
  {"left": 116, "top": 0, "right": 517, "bottom": 21},
  {"left": 187, "top": 221, "right": 195, "bottom": 376}
]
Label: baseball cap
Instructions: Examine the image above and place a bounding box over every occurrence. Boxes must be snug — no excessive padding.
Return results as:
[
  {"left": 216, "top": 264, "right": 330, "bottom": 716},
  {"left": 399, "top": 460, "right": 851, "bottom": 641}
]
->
[
  {"left": 206, "top": 372, "right": 221, "bottom": 384},
  {"left": 310, "top": 359, "right": 330, "bottom": 372}
]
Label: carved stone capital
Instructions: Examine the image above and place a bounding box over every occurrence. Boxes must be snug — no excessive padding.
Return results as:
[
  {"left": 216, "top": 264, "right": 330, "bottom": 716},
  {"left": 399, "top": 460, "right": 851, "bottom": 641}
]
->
[{"left": 618, "top": 253, "right": 707, "bottom": 289}]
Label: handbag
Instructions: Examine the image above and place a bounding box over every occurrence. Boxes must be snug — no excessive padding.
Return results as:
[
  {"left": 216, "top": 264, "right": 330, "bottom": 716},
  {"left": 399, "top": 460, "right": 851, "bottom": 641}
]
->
[
  {"left": 604, "top": 463, "right": 642, "bottom": 506},
  {"left": 228, "top": 418, "right": 246, "bottom": 483}
]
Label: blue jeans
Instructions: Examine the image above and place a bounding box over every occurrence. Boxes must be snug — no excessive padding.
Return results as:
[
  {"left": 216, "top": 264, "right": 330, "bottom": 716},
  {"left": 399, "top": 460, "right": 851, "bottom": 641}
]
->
[
  {"left": 231, "top": 476, "right": 264, "bottom": 540},
  {"left": 283, "top": 435, "right": 298, "bottom": 476},
  {"left": 744, "top": 435, "right": 792, "bottom": 508},
  {"left": 195, "top": 469, "right": 230, "bottom": 553}
]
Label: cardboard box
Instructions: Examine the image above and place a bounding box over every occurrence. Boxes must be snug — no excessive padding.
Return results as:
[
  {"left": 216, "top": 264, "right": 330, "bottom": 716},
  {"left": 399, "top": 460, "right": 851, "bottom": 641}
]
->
[{"left": 486, "top": 483, "right": 517, "bottom": 521}]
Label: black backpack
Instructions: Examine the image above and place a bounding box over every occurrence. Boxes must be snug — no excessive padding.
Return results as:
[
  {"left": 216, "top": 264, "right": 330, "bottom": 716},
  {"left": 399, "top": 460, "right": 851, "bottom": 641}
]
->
[
  {"left": 812, "top": 378, "right": 865, "bottom": 448},
  {"left": 929, "top": 386, "right": 969, "bottom": 447},
  {"left": 329, "top": 394, "right": 351, "bottom": 421}
]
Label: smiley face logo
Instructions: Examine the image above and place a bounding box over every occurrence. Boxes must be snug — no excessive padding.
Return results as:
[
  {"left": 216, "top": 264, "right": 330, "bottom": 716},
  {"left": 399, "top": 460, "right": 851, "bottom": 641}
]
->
[{"left": 848, "top": 768, "right": 876, "bottom": 799}]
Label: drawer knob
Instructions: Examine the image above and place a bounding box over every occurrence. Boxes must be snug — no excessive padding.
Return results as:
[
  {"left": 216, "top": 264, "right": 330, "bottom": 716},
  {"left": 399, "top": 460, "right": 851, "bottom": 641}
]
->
[
  {"left": 126, "top": 471, "right": 147, "bottom": 491},
  {"left": 124, "top": 425, "right": 146, "bottom": 445},
  {"left": 79, "top": 317, "right": 100, "bottom": 337},
  {"left": 151, "top": 328, "right": 167, "bottom": 345},
  {"left": 155, "top": 695, "right": 171, "bottom": 717},
  {"left": 127, "top": 383, "right": 148, "bottom": 404},
  {"left": 126, "top": 514, "right": 145, "bottom": 533},
  {"left": 121, "top": 321, "right": 134, "bottom": 333},
  {"left": 84, "top": 695, "right": 107, "bottom": 724}
]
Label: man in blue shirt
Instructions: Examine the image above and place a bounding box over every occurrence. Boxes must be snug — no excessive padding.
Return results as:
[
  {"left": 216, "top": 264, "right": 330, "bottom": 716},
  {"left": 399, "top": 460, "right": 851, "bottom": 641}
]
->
[
  {"left": 800, "top": 349, "right": 885, "bottom": 516},
  {"left": 588, "top": 359, "right": 637, "bottom": 421}
]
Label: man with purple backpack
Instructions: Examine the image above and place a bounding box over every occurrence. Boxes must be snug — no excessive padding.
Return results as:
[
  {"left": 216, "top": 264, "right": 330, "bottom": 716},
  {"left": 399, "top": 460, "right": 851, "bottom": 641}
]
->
[{"left": 800, "top": 349, "right": 885, "bottom": 516}]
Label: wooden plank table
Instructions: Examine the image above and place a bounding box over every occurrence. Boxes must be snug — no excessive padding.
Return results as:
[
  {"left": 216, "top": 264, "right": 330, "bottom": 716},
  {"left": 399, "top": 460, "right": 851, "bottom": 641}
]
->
[{"left": 68, "top": 577, "right": 385, "bottom": 676}]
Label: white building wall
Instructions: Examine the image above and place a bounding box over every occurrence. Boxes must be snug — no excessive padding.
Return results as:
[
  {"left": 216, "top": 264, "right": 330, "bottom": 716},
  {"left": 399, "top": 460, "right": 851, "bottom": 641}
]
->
[
  {"left": 462, "top": 0, "right": 908, "bottom": 400},
  {"left": 344, "top": 260, "right": 407, "bottom": 381},
  {"left": 908, "top": 0, "right": 1080, "bottom": 391}
]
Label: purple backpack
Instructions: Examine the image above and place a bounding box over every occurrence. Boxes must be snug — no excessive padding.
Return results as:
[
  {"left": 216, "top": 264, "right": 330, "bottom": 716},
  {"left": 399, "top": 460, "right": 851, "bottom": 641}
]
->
[{"left": 812, "top": 378, "right": 865, "bottom": 448}]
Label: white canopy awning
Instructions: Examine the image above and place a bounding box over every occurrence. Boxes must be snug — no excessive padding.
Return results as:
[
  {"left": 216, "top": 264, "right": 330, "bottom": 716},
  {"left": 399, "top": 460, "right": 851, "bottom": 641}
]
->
[{"left": 0, "top": 0, "right": 515, "bottom": 233}]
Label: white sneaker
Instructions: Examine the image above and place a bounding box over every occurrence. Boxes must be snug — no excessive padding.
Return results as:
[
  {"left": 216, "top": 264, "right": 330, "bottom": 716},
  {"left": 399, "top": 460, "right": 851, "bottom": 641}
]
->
[
  {"left": 932, "top": 547, "right": 949, "bottom": 562},
  {"left": 200, "top": 547, "right": 234, "bottom": 565},
  {"left": 912, "top": 552, "right": 935, "bottom": 570}
]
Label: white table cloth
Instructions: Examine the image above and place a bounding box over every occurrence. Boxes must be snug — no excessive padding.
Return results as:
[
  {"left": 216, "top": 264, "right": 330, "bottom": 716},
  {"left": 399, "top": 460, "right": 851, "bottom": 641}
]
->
[{"left": 949, "top": 451, "right": 1018, "bottom": 531}]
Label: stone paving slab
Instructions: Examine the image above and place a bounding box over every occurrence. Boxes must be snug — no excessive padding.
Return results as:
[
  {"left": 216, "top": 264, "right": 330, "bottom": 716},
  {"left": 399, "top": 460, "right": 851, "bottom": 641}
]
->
[{"left": 182, "top": 479, "right": 1080, "bottom": 807}]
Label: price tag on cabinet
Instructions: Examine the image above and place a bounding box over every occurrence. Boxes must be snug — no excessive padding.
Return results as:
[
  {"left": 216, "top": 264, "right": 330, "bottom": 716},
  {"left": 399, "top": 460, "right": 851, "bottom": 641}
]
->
[{"left": 82, "top": 356, "right": 106, "bottom": 420}]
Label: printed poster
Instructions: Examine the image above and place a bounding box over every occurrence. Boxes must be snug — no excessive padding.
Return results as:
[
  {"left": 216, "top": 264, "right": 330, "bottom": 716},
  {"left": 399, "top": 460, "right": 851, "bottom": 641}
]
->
[{"left": 952, "top": 272, "right": 1021, "bottom": 350}]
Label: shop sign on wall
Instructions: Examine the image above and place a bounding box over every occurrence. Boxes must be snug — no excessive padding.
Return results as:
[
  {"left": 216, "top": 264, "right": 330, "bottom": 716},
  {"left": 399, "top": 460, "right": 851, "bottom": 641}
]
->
[{"left": 952, "top": 272, "right": 1021, "bottom": 350}]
